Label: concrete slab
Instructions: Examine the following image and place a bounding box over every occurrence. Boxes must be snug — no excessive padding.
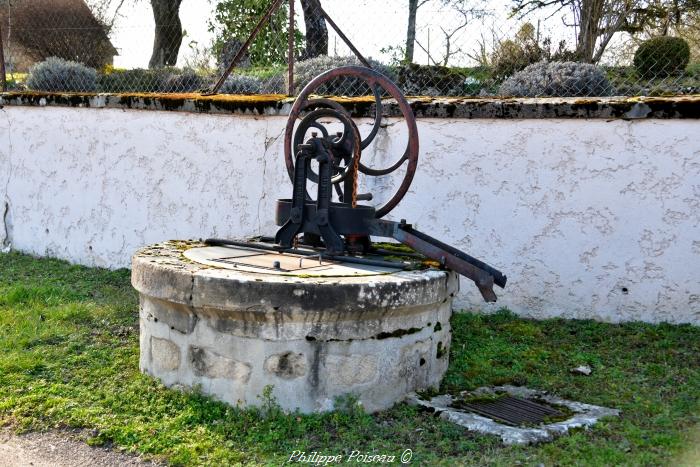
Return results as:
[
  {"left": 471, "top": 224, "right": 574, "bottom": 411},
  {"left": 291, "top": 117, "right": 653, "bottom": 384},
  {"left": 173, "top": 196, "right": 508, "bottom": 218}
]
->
[{"left": 407, "top": 385, "right": 620, "bottom": 445}]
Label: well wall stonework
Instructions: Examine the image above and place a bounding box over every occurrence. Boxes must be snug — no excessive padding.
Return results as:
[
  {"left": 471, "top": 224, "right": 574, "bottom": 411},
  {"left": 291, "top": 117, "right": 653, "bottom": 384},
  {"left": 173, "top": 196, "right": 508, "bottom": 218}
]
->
[{"left": 133, "top": 242, "right": 458, "bottom": 412}]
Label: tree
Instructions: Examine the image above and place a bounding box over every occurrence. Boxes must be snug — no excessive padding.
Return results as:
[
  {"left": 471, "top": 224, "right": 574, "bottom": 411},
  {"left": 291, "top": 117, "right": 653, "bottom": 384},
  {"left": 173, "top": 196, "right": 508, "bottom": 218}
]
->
[
  {"left": 405, "top": 0, "right": 429, "bottom": 62},
  {"left": 672, "top": 10, "right": 700, "bottom": 60},
  {"left": 488, "top": 23, "right": 548, "bottom": 77},
  {"left": 300, "top": 0, "right": 328, "bottom": 59},
  {"left": 436, "top": 1, "right": 489, "bottom": 65},
  {"left": 148, "top": 0, "right": 183, "bottom": 68},
  {"left": 511, "top": 0, "right": 700, "bottom": 63},
  {"left": 512, "top": 0, "right": 636, "bottom": 63},
  {"left": 621, "top": 2, "right": 700, "bottom": 63},
  {"left": 404, "top": 0, "right": 488, "bottom": 64},
  {"left": 85, "top": 0, "right": 130, "bottom": 32},
  {"left": 633, "top": 0, "right": 700, "bottom": 35},
  {"left": 209, "top": 0, "right": 302, "bottom": 67},
  {"left": 89, "top": 0, "right": 186, "bottom": 69}
]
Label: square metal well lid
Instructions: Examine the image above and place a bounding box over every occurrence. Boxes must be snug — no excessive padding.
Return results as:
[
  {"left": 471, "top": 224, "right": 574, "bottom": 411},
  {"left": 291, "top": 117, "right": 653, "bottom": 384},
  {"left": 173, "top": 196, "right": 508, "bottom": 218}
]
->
[{"left": 183, "top": 246, "right": 401, "bottom": 277}]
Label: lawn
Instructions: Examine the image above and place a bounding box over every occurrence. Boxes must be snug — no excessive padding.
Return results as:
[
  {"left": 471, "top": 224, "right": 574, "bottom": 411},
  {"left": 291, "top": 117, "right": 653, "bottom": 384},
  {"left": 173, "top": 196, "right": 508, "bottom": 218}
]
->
[{"left": 0, "top": 251, "right": 698, "bottom": 466}]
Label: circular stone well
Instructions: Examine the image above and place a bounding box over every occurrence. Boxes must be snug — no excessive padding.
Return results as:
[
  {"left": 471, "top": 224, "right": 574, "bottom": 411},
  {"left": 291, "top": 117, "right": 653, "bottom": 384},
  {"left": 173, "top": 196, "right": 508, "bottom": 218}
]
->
[{"left": 132, "top": 241, "right": 458, "bottom": 413}]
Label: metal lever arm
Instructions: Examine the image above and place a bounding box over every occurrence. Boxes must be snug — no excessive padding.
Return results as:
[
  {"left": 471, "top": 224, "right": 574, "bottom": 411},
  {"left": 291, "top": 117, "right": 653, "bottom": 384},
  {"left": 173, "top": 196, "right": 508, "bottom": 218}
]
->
[
  {"left": 313, "top": 139, "right": 345, "bottom": 254},
  {"left": 368, "top": 220, "right": 507, "bottom": 303},
  {"left": 275, "top": 145, "right": 312, "bottom": 247}
]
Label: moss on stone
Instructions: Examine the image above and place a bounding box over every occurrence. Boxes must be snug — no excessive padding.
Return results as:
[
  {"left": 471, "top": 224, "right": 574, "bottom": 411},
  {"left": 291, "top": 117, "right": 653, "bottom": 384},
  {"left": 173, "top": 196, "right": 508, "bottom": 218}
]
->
[{"left": 1, "top": 91, "right": 699, "bottom": 118}]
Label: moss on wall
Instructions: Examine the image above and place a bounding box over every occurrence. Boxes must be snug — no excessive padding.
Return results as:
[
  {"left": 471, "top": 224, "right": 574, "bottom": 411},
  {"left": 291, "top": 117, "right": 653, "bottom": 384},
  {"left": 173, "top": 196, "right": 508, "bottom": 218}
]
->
[{"left": 1, "top": 91, "right": 699, "bottom": 119}]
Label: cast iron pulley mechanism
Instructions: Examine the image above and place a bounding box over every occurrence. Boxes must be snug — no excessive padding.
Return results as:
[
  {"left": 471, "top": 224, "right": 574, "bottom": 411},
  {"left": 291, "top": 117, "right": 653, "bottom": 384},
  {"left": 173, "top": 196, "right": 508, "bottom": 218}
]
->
[
  {"left": 275, "top": 105, "right": 364, "bottom": 254},
  {"left": 284, "top": 66, "right": 419, "bottom": 218},
  {"left": 272, "top": 66, "right": 507, "bottom": 302},
  {"left": 291, "top": 107, "right": 362, "bottom": 200}
]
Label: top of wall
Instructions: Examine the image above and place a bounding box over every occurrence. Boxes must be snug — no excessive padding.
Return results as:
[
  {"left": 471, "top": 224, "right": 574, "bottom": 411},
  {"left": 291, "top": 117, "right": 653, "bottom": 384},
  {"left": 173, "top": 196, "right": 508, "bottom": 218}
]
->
[{"left": 1, "top": 91, "right": 699, "bottom": 119}]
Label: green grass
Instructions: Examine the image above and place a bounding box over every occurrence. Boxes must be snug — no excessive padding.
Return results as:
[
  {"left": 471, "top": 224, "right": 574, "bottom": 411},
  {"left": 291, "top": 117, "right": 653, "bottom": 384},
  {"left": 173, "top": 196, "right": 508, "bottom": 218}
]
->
[{"left": 0, "top": 251, "right": 698, "bottom": 465}]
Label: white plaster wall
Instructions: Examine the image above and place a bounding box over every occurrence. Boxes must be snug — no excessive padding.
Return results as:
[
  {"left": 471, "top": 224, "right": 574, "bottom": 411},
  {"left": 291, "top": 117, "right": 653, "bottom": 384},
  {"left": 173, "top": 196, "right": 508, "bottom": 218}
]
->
[{"left": 0, "top": 106, "right": 697, "bottom": 324}]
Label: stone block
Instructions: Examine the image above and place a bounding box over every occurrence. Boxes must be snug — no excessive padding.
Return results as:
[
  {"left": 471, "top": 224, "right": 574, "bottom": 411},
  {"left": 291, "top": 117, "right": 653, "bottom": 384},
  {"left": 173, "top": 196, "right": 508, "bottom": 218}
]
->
[
  {"left": 326, "top": 354, "right": 378, "bottom": 387},
  {"left": 398, "top": 339, "right": 431, "bottom": 388},
  {"left": 142, "top": 296, "right": 197, "bottom": 334},
  {"left": 189, "top": 346, "right": 251, "bottom": 382},
  {"left": 264, "top": 352, "right": 307, "bottom": 379},
  {"left": 151, "top": 337, "right": 180, "bottom": 371},
  {"left": 132, "top": 252, "right": 199, "bottom": 306}
]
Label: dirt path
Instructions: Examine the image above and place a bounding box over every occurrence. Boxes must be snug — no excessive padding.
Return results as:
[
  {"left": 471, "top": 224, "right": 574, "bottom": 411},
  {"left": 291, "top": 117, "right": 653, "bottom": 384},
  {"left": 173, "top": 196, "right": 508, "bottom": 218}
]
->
[{"left": 0, "top": 430, "right": 157, "bottom": 467}]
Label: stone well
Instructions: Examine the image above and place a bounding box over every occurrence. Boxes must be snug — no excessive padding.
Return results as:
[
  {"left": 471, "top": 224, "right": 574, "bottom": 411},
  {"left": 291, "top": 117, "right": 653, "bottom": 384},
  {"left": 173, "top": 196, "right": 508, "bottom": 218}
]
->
[{"left": 132, "top": 241, "right": 458, "bottom": 413}]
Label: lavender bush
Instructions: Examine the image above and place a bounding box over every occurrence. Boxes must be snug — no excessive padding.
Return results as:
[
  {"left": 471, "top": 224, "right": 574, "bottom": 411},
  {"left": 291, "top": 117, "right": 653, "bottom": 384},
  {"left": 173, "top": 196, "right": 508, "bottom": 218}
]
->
[
  {"left": 290, "top": 55, "right": 395, "bottom": 96},
  {"left": 499, "top": 61, "right": 614, "bottom": 97},
  {"left": 27, "top": 57, "right": 98, "bottom": 92}
]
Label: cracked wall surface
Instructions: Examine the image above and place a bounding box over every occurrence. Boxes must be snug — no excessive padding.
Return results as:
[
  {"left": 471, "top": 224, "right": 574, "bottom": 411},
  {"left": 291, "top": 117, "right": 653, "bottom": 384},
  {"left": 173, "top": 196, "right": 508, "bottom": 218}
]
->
[
  {"left": 0, "top": 107, "right": 12, "bottom": 250},
  {"left": 0, "top": 106, "right": 698, "bottom": 324}
]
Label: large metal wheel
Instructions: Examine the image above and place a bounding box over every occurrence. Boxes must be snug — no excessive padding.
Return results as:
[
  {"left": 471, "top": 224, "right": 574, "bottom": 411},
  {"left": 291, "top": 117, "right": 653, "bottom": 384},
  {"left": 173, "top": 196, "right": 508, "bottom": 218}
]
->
[{"left": 284, "top": 66, "right": 419, "bottom": 218}]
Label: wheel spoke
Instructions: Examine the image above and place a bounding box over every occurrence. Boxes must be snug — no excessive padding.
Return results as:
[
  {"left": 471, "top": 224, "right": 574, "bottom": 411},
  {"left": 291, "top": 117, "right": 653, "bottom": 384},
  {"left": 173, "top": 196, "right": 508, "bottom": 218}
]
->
[{"left": 284, "top": 66, "right": 418, "bottom": 218}]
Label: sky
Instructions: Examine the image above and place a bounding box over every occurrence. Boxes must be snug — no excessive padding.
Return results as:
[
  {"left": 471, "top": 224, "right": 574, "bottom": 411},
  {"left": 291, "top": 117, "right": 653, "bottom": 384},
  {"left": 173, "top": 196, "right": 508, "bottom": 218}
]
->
[{"left": 106, "top": 0, "right": 630, "bottom": 69}]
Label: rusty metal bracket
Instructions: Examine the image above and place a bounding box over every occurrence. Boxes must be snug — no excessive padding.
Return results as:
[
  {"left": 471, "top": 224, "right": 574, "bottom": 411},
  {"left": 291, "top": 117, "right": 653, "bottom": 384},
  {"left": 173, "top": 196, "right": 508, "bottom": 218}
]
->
[{"left": 368, "top": 219, "right": 507, "bottom": 302}]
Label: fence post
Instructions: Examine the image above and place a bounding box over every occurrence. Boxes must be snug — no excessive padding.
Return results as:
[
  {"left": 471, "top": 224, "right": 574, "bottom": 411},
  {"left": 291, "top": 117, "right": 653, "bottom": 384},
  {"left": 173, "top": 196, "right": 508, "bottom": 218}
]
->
[
  {"left": 0, "top": 22, "right": 6, "bottom": 92},
  {"left": 287, "top": 0, "right": 294, "bottom": 96}
]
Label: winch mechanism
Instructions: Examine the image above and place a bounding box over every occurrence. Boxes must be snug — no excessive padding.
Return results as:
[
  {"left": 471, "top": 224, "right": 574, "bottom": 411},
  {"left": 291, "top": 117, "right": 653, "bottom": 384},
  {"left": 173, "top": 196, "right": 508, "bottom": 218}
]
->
[{"left": 207, "top": 66, "right": 506, "bottom": 302}]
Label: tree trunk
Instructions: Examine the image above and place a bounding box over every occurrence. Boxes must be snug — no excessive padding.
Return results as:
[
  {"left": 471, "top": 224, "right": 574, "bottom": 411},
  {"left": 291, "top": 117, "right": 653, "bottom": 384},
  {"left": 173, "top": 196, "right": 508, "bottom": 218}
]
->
[
  {"left": 300, "top": 0, "right": 328, "bottom": 59},
  {"left": 576, "top": 0, "right": 604, "bottom": 63},
  {"left": 148, "top": 0, "right": 183, "bottom": 68},
  {"left": 405, "top": 0, "right": 418, "bottom": 63}
]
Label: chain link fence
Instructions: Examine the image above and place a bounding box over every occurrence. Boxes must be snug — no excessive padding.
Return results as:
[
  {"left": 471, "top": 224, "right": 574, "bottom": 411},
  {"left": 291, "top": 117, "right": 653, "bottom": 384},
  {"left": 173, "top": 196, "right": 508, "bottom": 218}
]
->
[{"left": 1, "top": 0, "right": 699, "bottom": 97}]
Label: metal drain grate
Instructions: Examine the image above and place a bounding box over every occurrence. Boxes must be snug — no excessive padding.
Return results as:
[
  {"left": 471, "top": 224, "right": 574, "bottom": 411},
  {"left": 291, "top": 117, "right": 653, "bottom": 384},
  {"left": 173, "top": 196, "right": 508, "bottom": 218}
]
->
[{"left": 459, "top": 396, "right": 565, "bottom": 426}]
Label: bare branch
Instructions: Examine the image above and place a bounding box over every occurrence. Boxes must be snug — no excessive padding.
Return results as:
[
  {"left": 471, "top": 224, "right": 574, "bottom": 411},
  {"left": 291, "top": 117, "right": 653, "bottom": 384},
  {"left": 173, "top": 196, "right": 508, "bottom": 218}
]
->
[
  {"left": 511, "top": 0, "right": 570, "bottom": 19},
  {"left": 414, "top": 38, "right": 439, "bottom": 65}
]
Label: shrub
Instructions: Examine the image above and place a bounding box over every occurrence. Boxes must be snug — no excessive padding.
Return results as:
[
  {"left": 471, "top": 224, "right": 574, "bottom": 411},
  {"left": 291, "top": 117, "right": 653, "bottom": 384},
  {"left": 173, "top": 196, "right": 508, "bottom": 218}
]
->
[
  {"left": 498, "top": 61, "right": 614, "bottom": 97},
  {"left": 4, "top": 75, "right": 26, "bottom": 91},
  {"left": 492, "top": 39, "right": 545, "bottom": 80},
  {"left": 226, "top": 65, "right": 286, "bottom": 94},
  {"left": 218, "top": 74, "right": 263, "bottom": 94},
  {"left": 211, "top": 0, "right": 302, "bottom": 68},
  {"left": 162, "top": 68, "right": 207, "bottom": 93},
  {"left": 634, "top": 36, "right": 690, "bottom": 79},
  {"left": 99, "top": 68, "right": 212, "bottom": 93},
  {"left": 687, "top": 62, "right": 700, "bottom": 77},
  {"left": 258, "top": 76, "right": 286, "bottom": 94},
  {"left": 491, "top": 23, "right": 547, "bottom": 80},
  {"left": 395, "top": 63, "right": 473, "bottom": 96},
  {"left": 27, "top": 57, "right": 98, "bottom": 92},
  {"left": 489, "top": 23, "right": 579, "bottom": 82},
  {"left": 290, "top": 55, "right": 395, "bottom": 96},
  {"left": 98, "top": 68, "right": 173, "bottom": 93}
]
